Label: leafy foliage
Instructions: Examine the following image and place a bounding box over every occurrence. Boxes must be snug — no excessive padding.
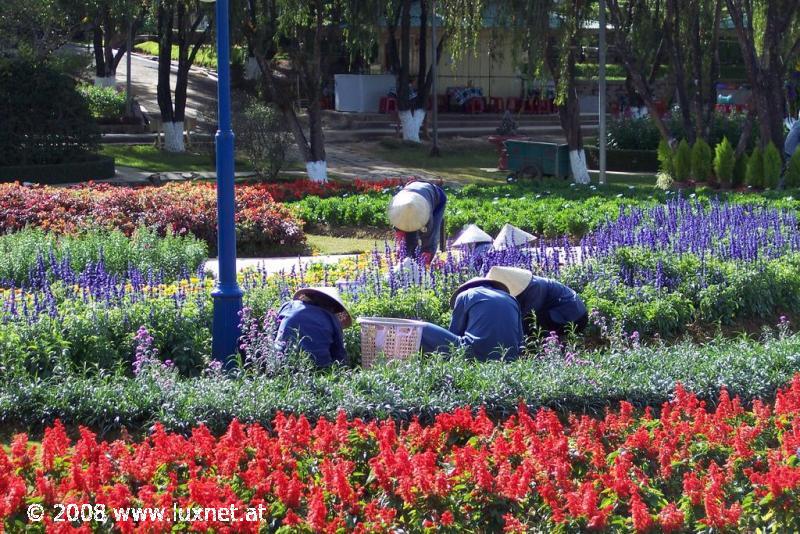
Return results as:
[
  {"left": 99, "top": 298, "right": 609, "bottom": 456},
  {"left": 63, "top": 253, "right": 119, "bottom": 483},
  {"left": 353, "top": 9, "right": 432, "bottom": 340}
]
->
[
  {"left": 0, "top": 60, "right": 99, "bottom": 165},
  {"left": 0, "top": 227, "right": 207, "bottom": 286},
  {"left": 785, "top": 146, "right": 800, "bottom": 188},
  {"left": 673, "top": 140, "right": 692, "bottom": 182},
  {"left": 5, "top": 373, "right": 800, "bottom": 532},
  {"left": 3, "top": 334, "right": 800, "bottom": 434},
  {"left": 234, "top": 100, "right": 292, "bottom": 181},
  {"left": 746, "top": 147, "right": 765, "bottom": 188},
  {"left": 691, "top": 138, "right": 713, "bottom": 182},
  {"left": 763, "top": 142, "right": 783, "bottom": 189},
  {"left": 713, "top": 136, "right": 736, "bottom": 187},
  {"left": 657, "top": 138, "right": 674, "bottom": 177},
  {"left": 77, "top": 85, "right": 127, "bottom": 121}
]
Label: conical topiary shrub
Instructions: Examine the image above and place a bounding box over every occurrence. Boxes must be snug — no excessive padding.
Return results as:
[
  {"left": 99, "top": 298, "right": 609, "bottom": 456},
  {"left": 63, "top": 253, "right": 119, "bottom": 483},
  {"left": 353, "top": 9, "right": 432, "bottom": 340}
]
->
[{"left": 713, "top": 137, "right": 735, "bottom": 188}]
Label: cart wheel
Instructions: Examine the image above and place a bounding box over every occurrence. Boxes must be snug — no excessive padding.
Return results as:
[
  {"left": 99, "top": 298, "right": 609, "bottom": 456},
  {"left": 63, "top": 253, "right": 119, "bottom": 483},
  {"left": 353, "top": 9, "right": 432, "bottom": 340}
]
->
[{"left": 516, "top": 164, "right": 543, "bottom": 180}]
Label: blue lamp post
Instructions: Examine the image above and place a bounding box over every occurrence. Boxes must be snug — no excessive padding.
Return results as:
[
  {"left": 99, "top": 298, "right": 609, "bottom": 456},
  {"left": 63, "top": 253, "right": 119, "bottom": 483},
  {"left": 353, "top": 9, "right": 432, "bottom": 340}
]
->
[{"left": 202, "top": 0, "right": 243, "bottom": 364}]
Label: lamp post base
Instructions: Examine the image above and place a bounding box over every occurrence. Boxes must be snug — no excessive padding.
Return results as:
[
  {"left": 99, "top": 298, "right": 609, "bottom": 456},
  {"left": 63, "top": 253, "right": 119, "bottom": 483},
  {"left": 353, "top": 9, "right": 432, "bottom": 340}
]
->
[{"left": 211, "top": 286, "right": 244, "bottom": 368}]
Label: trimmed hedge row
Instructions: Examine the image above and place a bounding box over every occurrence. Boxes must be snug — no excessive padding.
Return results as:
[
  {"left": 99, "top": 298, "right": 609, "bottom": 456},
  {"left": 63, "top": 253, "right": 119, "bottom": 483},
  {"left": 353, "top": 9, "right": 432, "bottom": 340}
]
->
[
  {"left": 0, "top": 154, "right": 115, "bottom": 183},
  {"left": 1, "top": 332, "right": 798, "bottom": 436}
]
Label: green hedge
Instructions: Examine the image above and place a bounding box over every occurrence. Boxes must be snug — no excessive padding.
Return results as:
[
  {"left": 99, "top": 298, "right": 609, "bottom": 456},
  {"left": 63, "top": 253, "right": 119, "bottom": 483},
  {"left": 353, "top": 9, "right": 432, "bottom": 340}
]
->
[
  {"left": 584, "top": 146, "right": 659, "bottom": 172},
  {"left": 0, "top": 154, "right": 115, "bottom": 183},
  {"left": 2, "top": 332, "right": 799, "bottom": 436}
]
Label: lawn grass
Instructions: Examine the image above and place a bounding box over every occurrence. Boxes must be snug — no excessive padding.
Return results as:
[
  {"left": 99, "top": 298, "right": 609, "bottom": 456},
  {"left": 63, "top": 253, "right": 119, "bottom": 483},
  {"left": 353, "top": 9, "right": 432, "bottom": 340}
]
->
[
  {"left": 100, "top": 145, "right": 252, "bottom": 172},
  {"left": 306, "top": 234, "right": 385, "bottom": 255},
  {"left": 133, "top": 41, "right": 246, "bottom": 71},
  {"left": 372, "top": 140, "right": 508, "bottom": 184},
  {"left": 371, "top": 139, "right": 657, "bottom": 188}
]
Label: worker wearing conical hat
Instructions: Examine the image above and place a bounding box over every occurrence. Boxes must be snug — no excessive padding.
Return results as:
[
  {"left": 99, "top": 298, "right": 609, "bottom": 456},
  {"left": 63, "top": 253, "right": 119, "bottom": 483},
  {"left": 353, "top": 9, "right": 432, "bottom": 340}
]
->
[
  {"left": 420, "top": 277, "right": 523, "bottom": 361},
  {"left": 275, "top": 287, "right": 352, "bottom": 368},
  {"left": 487, "top": 266, "right": 588, "bottom": 337},
  {"left": 451, "top": 224, "right": 493, "bottom": 255},
  {"left": 388, "top": 181, "right": 447, "bottom": 265},
  {"left": 493, "top": 224, "right": 536, "bottom": 250}
]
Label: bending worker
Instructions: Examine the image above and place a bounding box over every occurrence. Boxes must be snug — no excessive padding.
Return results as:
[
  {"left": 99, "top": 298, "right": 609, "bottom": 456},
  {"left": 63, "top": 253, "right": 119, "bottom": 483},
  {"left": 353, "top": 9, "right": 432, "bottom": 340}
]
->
[
  {"left": 388, "top": 181, "right": 446, "bottom": 264},
  {"left": 275, "top": 287, "right": 351, "bottom": 368},
  {"left": 420, "top": 277, "right": 523, "bottom": 361},
  {"left": 487, "top": 266, "right": 588, "bottom": 337}
]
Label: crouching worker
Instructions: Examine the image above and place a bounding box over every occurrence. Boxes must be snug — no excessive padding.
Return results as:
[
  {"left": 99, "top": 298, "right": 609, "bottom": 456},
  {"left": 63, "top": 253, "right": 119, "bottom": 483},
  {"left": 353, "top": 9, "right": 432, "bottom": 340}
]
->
[
  {"left": 487, "top": 266, "right": 588, "bottom": 337},
  {"left": 275, "top": 287, "right": 352, "bottom": 368},
  {"left": 420, "top": 277, "right": 523, "bottom": 361},
  {"left": 388, "top": 181, "right": 446, "bottom": 265}
]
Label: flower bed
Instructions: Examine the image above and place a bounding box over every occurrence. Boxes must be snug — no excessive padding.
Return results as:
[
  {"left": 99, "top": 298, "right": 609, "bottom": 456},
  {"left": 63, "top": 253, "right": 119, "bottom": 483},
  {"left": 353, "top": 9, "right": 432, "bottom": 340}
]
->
[
  {"left": 291, "top": 180, "right": 800, "bottom": 238},
  {"left": 0, "top": 227, "right": 207, "bottom": 286},
  {"left": 4, "top": 376, "right": 800, "bottom": 532},
  {"left": 0, "top": 180, "right": 404, "bottom": 255},
  {"left": 0, "top": 182, "right": 316, "bottom": 256},
  {"left": 2, "top": 197, "right": 800, "bottom": 378}
]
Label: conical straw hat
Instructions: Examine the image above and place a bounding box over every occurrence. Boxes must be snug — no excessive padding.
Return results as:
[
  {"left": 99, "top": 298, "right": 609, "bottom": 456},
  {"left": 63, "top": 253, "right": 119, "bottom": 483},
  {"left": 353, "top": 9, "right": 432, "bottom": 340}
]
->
[
  {"left": 387, "top": 190, "right": 431, "bottom": 232},
  {"left": 450, "top": 277, "right": 510, "bottom": 308},
  {"left": 493, "top": 224, "right": 536, "bottom": 250},
  {"left": 452, "top": 224, "right": 493, "bottom": 247},
  {"left": 486, "top": 266, "right": 533, "bottom": 297},
  {"left": 293, "top": 287, "right": 353, "bottom": 327}
]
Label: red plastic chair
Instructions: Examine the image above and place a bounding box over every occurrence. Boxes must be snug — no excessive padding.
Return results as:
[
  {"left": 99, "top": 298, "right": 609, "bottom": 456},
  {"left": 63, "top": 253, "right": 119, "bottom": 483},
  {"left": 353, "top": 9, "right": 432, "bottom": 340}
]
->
[
  {"left": 379, "top": 96, "right": 398, "bottom": 114},
  {"left": 488, "top": 96, "right": 505, "bottom": 113},
  {"left": 466, "top": 97, "right": 485, "bottom": 114},
  {"left": 506, "top": 97, "right": 523, "bottom": 113}
]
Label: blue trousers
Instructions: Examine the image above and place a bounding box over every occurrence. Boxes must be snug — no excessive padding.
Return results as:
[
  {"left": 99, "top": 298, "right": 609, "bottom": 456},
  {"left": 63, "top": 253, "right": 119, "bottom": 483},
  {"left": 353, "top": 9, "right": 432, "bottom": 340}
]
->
[
  {"left": 786, "top": 120, "right": 800, "bottom": 159},
  {"left": 420, "top": 322, "right": 461, "bottom": 354}
]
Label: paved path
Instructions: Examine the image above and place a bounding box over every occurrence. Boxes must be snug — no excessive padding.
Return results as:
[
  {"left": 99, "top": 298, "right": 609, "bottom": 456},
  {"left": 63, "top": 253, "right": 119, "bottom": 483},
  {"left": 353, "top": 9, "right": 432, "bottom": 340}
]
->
[
  {"left": 106, "top": 166, "right": 257, "bottom": 185},
  {"left": 204, "top": 255, "right": 357, "bottom": 277},
  {"left": 203, "top": 245, "right": 585, "bottom": 279},
  {"left": 324, "top": 145, "right": 439, "bottom": 181}
]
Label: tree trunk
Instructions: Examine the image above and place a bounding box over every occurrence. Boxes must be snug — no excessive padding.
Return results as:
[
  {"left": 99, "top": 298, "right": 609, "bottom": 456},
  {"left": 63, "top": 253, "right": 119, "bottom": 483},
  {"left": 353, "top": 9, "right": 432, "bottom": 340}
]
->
[
  {"left": 735, "top": 107, "right": 755, "bottom": 158},
  {"left": 156, "top": 2, "right": 175, "bottom": 126},
  {"left": 665, "top": 0, "right": 694, "bottom": 144},
  {"left": 727, "top": 0, "right": 800, "bottom": 150},
  {"left": 547, "top": 36, "right": 589, "bottom": 184},
  {"left": 607, "top": 0, "right": 675, "bottom": 144},
  {"left": 92, "top": 22, "right": 116, "bottom": 86},
  {"left": 163, "top": 121, "right": 186, "bottom": 153},
  {"left": 306, "top": 96, "right": 328, "bottom": 182}
]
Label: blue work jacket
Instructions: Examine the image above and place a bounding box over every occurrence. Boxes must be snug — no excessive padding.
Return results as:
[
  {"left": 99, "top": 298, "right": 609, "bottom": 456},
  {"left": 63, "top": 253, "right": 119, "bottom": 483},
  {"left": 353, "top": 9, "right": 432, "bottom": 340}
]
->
[
  {"left": 517, "top": 277, "right": 587, "bottom": 329},
  {"left": 399, "top": 181, "right": 447, "bottom": 255},
  {"left": 275, "top": 301, "right": 347, "bottom": 368},
  {"left": 449, "top": 286, "right": 523, "bottom": 361}
]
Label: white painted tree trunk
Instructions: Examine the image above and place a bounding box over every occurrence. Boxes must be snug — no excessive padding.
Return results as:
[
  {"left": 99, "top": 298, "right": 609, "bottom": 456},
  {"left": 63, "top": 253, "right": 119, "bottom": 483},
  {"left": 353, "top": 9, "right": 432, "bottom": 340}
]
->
[
  {"left": 570, "top": 149, "right": 591, "bottom": 184},
  {"left": 94, "top": 75, "right": 117, "bottom": 88},
  {"left": 306, "top": 160, "right": 328, "bottom": 183},
  {"left": 399, "top": 109, "right": 426, "bottom": 143},
  {"left": 244, "top": 57, "right": 261, "bottom": 80},
  {"left": 163, "top": 121, "right": 186, "bottom": 153}
]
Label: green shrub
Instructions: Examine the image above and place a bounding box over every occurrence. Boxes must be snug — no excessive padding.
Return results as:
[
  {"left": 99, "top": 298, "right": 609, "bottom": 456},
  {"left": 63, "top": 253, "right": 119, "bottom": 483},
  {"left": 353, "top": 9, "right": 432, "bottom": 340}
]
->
[
  {"left": 0, "top": 60, "right": 99, "bottom": 165},
  {"left": 4, "top": 333, "right": 800, "bottom": 435},
  {"left": 763, "top": 142, "right": 782, "bottom": 189},
  {"left": 655, "top": 171, "right": 675, "bottom": 190},
  {"left": 785, "top": 148, "right": 800, "bottom": 188},
  {"left": 607, "top": 116, "right": 663, "bottom": 151},
  {"left": 733, "top": 153, "right": 748, "bottom": 187},
  {"left": 673, "top": 139, "right": 692, "bottom": 182},
  {"left": 657, "top": 139, "right": 674, "bottom": 177},
  {"left": 605, "top": 113, "right": 757, "bottom": 151},
  {"left": 234, "top": 100, "right": 292, "bottom": 181},
  {"left": 746, "top": 147, "right": 765, "bottom": 188},
  {"left": 691, "top": 138, "right": 713, "bottom": 182},
  {"left": 713, "top": 137, "right": 736, "bottom": 187},
  {"left": 77, "top": 85, "right": 126, "bottom": 121}
]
